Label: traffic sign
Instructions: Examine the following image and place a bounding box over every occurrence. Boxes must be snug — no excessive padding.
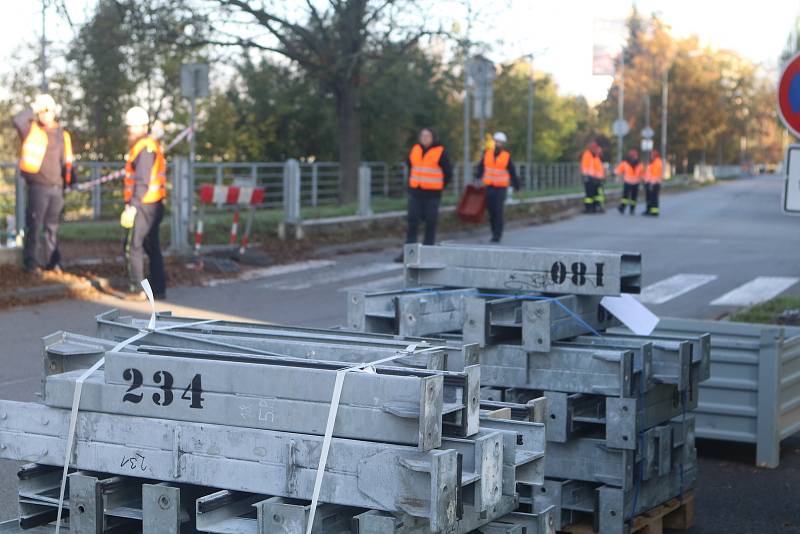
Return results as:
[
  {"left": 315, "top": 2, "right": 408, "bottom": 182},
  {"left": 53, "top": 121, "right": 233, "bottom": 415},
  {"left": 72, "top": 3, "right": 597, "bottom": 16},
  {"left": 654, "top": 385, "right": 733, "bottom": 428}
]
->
[
  {"left": 612, "top": 119, "right": 629, "bottom": 137},
  {"left": 181, "top": 63, "right": 209, "bottom": 99},
  {"left": 641, "top": 127, "right": 654, "bottom": 139},
  {"left": 640, "top": 139, "right": 654, "bottom": 152},
  {"left": 777, "top": 52, "right": 800, "bottom": 138},
  {"left": 783, "top": 145, "right": 800, "bottom": 214}
]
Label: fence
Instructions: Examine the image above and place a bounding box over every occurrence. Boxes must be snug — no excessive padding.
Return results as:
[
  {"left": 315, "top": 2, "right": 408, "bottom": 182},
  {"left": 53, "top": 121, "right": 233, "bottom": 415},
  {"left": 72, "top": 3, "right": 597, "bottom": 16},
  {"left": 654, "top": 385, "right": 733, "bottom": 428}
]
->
[{"left": 0, "top": 159, "right": 600, "bottom": 250}]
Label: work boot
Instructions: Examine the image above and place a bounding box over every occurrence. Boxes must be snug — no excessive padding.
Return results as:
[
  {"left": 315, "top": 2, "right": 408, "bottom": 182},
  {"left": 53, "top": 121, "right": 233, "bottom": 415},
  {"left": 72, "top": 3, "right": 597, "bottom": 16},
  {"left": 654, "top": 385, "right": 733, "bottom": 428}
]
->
[{"left": 617, "top": 204, "right": 625, "bottom": 214}]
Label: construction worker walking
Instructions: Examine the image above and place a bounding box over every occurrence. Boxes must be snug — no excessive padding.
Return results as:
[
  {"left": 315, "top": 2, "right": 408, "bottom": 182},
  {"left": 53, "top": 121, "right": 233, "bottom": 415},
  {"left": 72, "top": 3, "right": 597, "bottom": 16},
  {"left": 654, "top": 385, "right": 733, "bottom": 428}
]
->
[
  {"left": 12, "top": 94, "right": 73, "bottom": 273},
  {"left": 643, "top": 150, "right": 664, "bottom": 216},
  {"left": 122, "top": 106, "right": 167, "bottom": 300},
  {"left": 616, "top": 149, "right": 643, "bottom": 215},
  {"left": 476, "top": 132, "right": 520, "bottom": 242},
  {"left": 400, "top": 127, "right": 452, "bottom": 256},
  {"left": 580, "top": 142, "right": 605, "bottom": 213}
]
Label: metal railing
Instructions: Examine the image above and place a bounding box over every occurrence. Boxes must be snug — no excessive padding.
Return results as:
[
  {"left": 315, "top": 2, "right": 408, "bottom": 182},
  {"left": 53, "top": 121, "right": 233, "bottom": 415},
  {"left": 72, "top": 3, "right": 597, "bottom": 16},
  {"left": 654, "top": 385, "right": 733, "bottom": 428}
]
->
[{"left": 0, "top": 158, "right": 620, "bottom": 251}]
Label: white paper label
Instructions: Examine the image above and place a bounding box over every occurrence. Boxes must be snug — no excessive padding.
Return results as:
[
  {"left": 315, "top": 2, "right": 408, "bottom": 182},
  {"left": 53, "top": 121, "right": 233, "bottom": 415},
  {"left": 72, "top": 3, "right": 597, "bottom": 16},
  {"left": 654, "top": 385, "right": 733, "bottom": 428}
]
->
[{"left": 600, "top": 294, "right": 659, "bottom": 336}]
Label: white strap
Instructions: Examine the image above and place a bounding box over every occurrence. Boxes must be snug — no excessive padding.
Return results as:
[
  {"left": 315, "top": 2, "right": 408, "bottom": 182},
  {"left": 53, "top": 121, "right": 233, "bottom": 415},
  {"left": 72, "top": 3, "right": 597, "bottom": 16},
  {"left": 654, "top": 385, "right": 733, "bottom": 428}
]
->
[
  {"left": 53, "top": 281, "right": 217, "bottom": 533},
  {"left": 305, "top": 345, "right": 440, "bottom": 533}
]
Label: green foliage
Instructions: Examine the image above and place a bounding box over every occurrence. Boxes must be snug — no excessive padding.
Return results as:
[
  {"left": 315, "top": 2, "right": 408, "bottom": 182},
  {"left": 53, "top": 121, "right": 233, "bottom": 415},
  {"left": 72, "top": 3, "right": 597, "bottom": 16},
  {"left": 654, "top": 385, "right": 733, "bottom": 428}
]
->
[{"left": 68, "top": 0, "right": 207, "bottom": 160}]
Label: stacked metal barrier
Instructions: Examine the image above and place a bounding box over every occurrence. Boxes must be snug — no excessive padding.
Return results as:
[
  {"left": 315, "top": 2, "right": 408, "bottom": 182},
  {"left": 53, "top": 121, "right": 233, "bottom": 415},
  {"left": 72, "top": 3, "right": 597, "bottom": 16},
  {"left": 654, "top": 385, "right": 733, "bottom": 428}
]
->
[
  {"left": 345, "top": 243, "right": 706, "bottom": 533},
  {"left": 0, "top": 309, "right": 552, "bottom": 533}
]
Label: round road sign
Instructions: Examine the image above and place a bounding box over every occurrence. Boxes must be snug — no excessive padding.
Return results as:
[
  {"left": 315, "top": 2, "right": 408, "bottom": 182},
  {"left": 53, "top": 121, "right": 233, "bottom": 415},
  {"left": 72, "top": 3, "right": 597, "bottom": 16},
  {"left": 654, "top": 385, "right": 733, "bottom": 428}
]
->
[
  {"left": 777, "top": 51, "right": 800, "bottom": 138},
  {"left": 612, "top": 119, "right": 630, "bottom": 137},
  {"left": 641, "top": 126, "right": 654, "bottom": 139}
]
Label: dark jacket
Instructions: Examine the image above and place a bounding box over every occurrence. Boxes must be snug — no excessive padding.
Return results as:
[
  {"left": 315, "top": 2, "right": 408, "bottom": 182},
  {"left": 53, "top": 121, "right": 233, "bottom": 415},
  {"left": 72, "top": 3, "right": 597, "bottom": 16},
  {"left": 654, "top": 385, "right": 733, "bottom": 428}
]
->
[
  {"left": 475, "top": 148, "right": 521, "bottom": 190},
  {"left": 12, "top": 108, "right": 69, "bottom": 188},
  {"left": 407, "top": 142, "right": 453, "bottom": 197}
]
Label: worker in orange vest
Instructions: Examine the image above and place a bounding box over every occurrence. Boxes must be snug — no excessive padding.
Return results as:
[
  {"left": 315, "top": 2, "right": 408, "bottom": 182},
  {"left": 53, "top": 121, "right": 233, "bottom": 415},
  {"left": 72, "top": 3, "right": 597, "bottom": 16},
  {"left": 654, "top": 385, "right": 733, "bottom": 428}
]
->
[
  {"left": 122, "top": 106, "right": 167, "bottom": 300},
  {"left": 643, "top": 149, "right": 664, "bottom": 216},
  {"left": 475, "top": 132, "right": 520, "bottom": 242},
  {"left": 580, "top": 141, "right": 605, "bottom": 213},
  {"left": 616, "top": 149, "right": 644, "bottom": 215},
  {"left": 399, "top": 127, "right": 452, "bottom": 257},
  {"left": 12, "top": 94, "right": 73, "bottom": 274}
]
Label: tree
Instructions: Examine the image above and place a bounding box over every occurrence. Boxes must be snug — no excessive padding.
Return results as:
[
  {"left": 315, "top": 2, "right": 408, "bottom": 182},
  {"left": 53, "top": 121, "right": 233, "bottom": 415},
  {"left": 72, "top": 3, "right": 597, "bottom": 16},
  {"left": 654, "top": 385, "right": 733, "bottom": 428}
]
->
[
  {"left": 69, "top": 0, "right": 208, "bottom": 159},
  {"left": 208, "top": 0, "right": 439, "bottom": 202}
]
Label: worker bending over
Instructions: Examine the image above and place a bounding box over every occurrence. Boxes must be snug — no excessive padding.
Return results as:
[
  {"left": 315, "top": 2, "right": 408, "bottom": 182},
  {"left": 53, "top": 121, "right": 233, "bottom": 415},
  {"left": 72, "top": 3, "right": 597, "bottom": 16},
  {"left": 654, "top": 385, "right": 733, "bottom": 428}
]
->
[
  {"left": 644, "top": 150, "right": 664, "bottom": 216},
  {"left": 616, "top": 149, "right": 643, "bottom": 215},
  {"left": 12, "top": 94, "right": 73, "bottom": 273},
  {"left": 476, "top": 132, "right": 520, "bottom": 242},
  {"left": 122, "top": 106, "right": 167, "bottom": 300}
]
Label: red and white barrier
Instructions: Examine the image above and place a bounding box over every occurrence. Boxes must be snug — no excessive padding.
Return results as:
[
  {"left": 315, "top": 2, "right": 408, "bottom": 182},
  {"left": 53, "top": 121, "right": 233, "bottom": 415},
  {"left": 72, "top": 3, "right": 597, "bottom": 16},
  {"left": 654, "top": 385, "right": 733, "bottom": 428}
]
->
[{"left": 195, "top": 184, "right": 265, "bottom": 254}]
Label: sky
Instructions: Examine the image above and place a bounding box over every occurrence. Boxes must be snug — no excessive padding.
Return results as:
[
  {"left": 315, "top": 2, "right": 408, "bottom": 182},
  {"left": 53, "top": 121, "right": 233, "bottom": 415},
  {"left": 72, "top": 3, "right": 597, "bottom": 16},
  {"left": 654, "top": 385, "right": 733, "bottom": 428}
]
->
[{"left": 2, "top": 0, "right": 799, "bottom": 103}]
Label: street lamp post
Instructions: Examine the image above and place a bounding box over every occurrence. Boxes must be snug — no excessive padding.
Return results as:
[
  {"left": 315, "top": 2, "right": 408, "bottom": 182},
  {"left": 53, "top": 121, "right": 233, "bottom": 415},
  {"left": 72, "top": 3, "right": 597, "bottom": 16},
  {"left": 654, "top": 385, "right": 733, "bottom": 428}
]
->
[
  {"left": 526, "top": 59, "right": 534, "bottom": 187},
  {"left": 661, "top": 68, "right": 668, "bottom": 163}
]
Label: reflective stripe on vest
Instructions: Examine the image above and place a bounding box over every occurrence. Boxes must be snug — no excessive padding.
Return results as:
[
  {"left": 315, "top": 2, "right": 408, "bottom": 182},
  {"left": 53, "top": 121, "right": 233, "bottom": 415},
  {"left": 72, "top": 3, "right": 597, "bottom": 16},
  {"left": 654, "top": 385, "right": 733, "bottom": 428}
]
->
[
  {"left": 124, "top": 136, "right": 167, "bottom": 204},
  {"left": 482, "top": 149, "right": 511, "bottom": 187},
  {"left": 409, "top": 144, "right": 445, "bottom": 190}
]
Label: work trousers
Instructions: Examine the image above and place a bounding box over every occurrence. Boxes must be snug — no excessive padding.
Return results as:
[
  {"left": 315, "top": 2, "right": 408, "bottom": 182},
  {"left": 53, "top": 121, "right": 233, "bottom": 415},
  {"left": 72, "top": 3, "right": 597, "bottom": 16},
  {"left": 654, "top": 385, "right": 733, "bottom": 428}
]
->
[
  {"left": 24, "top": 183, "right": 64, "bottom": 271},
  {"left": 124, "top": 201, "right": 166, "bottom": 296},
  {"left": 645, "top": 183, "right": 661, "bottom": 215},
  {"left": 583, "top": 177, "right": 605, "bottom": 212},
  {"left": 406, "top": 190, "right": 441, "bottom": 245},
  {"left": 485, "top": 186, "right": 507, "bottom": 241},
  {"left": 619, "top": 183, "right": 640, "bottom": 214}
]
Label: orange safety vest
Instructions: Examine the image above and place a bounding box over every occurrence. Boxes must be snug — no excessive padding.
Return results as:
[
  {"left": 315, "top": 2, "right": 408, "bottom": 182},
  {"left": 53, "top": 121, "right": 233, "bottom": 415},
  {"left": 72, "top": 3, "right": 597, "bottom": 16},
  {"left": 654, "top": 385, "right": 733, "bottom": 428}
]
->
[
  {"left": 19, "top": 122, "right": 74, "bottom": 184},
  {"left": 592, "top": 155, "right": 604, "bottom": 180},
  {"left": 645, "top": 157, "right": 663, "bottom": 184},
  {"left": 482, "top": 149, "right": 511, "bottom": 187},
  {"left": 581, "top": 150, "right": 595, "bottom": 176},
  {"left": 124, "top": 136, "right": 167, "bottom": 204},
  {"left": 408, "top": 144, "right": 445, "bottom": 190},
  {"left": 616, "top": 161, "right": 643, "bottom": 184}
]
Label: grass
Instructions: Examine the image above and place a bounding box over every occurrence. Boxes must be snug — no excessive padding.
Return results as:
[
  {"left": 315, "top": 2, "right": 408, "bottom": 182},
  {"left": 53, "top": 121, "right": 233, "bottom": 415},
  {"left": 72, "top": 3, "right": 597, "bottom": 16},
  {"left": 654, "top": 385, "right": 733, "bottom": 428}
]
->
[
  {"left": 728, "top": 296, "right": 800, "bottom": 325},
  {"left": 57, "top": 185, "right": 601, "bottom": 245}
]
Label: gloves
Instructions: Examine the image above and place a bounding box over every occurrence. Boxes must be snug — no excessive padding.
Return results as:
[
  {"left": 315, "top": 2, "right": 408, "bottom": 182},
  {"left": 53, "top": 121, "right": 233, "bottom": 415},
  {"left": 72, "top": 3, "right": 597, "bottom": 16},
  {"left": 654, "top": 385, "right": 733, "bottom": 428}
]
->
[{"left": 120, "top": 205, "right": 137, "bottom": 229}]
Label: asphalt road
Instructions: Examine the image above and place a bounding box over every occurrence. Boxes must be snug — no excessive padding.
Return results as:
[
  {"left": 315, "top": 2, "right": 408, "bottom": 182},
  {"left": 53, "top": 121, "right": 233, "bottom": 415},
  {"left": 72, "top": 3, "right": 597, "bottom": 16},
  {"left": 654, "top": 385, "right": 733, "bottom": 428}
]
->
[{"left": 1, "top": 175, "right": 799, "bottom": 531}]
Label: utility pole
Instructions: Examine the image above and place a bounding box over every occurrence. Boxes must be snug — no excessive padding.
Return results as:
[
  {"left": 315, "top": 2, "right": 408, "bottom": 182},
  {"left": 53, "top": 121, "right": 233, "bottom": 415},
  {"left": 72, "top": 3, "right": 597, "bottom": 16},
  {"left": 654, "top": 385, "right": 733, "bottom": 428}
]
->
[
  {"left": 644, "top": 93, "right": 651, "bottom": 164},
  {"left": 40, "top": 0, "right": 48, "bottom": 92},
  {"left": 661, "top": 68, "right": 668, "bottom": 164},
  {"left": 616, "top": 55, "right": 625, "bottom": 164},
  {"left": 461, "top": 3, "right": 473, "bottom": 191},
  {"left": 462, "top": 49, "right": 471, "bottom": 191},
  {"left": 526, "top": 57, "right": 534, "bottom": 186}
]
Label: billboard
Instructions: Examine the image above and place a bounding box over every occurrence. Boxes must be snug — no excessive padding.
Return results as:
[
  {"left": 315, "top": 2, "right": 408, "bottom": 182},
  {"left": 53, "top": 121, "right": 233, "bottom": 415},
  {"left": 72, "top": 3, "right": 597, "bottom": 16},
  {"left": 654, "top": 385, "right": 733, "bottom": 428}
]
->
[{"left": 592, "top": 18, "right": 627, "bottom": 76}]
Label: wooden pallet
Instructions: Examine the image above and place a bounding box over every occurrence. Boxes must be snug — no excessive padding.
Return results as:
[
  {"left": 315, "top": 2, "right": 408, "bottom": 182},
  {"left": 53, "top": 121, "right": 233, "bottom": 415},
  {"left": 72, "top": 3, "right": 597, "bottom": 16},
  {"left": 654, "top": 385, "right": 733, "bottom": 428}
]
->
[{"left": 562, "top": 490, "right": 694, "bottom": 534}]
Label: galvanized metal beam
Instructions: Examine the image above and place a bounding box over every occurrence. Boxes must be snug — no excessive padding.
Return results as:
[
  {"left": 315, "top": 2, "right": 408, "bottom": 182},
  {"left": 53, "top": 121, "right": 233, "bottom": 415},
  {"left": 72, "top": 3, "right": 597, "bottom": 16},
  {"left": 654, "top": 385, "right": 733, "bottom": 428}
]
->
[
  {"left": 0, "top": 400, "right": 462, "bottom": 532},
  {"left": 402, "top": 244, "right": 641, "bottom": 296}
]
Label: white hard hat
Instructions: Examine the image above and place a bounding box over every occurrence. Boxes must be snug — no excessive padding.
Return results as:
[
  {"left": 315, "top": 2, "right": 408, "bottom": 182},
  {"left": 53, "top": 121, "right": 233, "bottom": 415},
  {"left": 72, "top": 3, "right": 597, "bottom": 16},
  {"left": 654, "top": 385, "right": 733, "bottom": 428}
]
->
[
  {"left": 493, "top": 131, "right": 508, "bottom": 143},
  {"left": 125, "top": 106, "right": 150, "bottom": 127},
  {"left": 32, "top": 94, "right": 56, "bottom": 114}
]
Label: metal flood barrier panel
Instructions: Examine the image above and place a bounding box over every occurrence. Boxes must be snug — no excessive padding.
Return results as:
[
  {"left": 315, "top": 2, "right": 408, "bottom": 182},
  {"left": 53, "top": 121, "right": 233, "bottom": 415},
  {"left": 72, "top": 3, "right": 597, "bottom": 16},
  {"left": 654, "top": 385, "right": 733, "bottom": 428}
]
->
[{"left": 613, "top": 318, "right": 800, "bottom": 468}]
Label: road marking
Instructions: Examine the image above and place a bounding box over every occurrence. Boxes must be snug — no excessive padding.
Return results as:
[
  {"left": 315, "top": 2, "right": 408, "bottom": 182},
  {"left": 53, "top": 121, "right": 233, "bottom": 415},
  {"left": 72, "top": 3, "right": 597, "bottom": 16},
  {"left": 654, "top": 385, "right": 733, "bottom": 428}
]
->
[
  {"left": 637, "top": 274, "right": 718, "bottom": 305},
  {"left": 339, "top": 274, "right": 406, "bottom": 292},
  {"left": 265, "top": 263, "right": 403, "bottom": 290},
  {"left": 204, "top": 260, "right": 336, "bottom": 287},
  {"left": 710, "top": 276, "right": 799, "bottom": 306}
]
